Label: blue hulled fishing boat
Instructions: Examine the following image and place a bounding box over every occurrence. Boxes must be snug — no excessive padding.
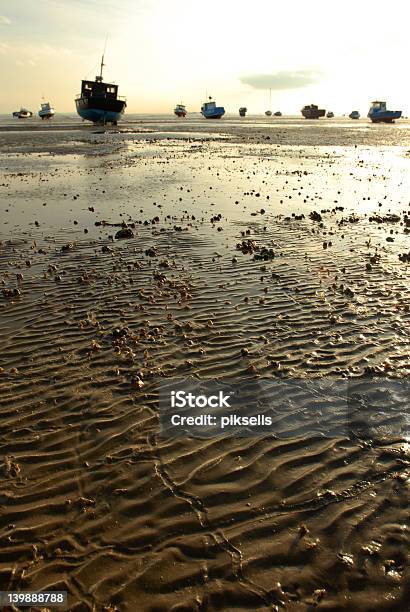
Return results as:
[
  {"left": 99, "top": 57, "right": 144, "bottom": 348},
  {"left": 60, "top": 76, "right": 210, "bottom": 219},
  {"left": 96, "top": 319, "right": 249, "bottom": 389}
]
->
[
  {"left": 75, "top": 53, "right": 126, "bottom": 125},
  {"left": 39, "top": 101, "right": 55, "bottom": 120},
  {"left": 174, "top": 103, "right": 187, "bottom": 117},
  {"left": 201, "top": 97, "right": 225, "bottom": 119},
  {"left": 368, "top": 101, "right": 401, "bottom": 123}
]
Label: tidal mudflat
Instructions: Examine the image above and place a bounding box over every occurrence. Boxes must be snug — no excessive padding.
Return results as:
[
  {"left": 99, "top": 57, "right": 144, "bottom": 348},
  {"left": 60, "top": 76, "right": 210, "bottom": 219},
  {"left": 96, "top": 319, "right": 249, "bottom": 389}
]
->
[{"left": 0, "top": 118, "right": 409, "bottom": 610}]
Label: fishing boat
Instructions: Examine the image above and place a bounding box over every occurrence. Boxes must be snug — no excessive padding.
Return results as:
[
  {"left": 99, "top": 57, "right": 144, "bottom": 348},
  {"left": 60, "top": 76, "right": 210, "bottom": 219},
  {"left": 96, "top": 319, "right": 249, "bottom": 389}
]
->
[
  {"left": 239, "top": 107, "right": 247, "bottom": 117},
  {"left": 265, "top": 89, "right": 272, "bottom": 116},
  {"left": 349, "top": 110, "right": 360, "bottom": 119},
  {"left": 38, "top": 101, "right": 55, "bottom": 120},
  {"left": 326, "top": 111, "right": 334, "bottom": 118},
  {"left": 274, "top": 111, "right": 282, "bottom": 117},
  {"left": 301, "top": 104, "right": 326, "bottom": 119},
  {"left": 12, "top": 108, "right": 33, "bottom": 119},
  {"left": 75, "top": 51, "right": 126, "bottom": 125},
  {"left": 174, "top": 103, "right": 187, "bottom": 117},
  {"left": 367, "top": 101, "right": 401, "bottom": 123},
  {"left": 201, "top": 97, "right": 225, "bottom": 119}
]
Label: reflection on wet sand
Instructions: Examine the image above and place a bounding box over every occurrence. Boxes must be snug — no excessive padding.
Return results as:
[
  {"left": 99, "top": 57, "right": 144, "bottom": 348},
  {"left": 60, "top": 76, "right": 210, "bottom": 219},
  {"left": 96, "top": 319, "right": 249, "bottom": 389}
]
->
[{"left": 0, "top": 120, "right": 409, "bottom": 610}]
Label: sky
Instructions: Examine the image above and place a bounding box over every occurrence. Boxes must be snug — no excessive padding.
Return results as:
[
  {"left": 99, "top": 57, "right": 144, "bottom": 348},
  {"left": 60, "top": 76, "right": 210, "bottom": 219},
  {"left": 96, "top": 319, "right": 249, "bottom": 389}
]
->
[{"left": 0, "top": 0, "right": 409, "bottom": 115}]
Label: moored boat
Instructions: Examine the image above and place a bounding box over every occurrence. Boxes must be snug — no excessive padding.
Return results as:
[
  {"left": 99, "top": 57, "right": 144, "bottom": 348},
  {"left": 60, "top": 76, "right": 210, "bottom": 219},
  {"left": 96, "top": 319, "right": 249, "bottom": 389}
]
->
[
  {"left": 75, "top": 52, "right": 126, "bottom": 125},
  {"left": 39, "top": 101, "right": 55, "bottom": 120},
  {"left": 326, "top": 111, "right": 334, "bottom": 118},
  {"left": 367, "top": 101, "right": 401, "bottom": 123},
  {"left": 174, "top": 103, "right": 187, "bottom": 117},
  {"left": 301, "top": 104, "right": 326, "bottom": 119},
  {"left": 12, "top": 108, "right": 33, "bottom": 119},
  {"left": 239, "top": 107, "right": 247, "bottom": 117},
  {"left": 274, "top": 111, "right": 282, "bottom": 117},
  {"left": 349, "top": 110, "right": 360, "bottom": 119},
  {"left": 201, "top": 97, "right": 225, "bottom": 119}
]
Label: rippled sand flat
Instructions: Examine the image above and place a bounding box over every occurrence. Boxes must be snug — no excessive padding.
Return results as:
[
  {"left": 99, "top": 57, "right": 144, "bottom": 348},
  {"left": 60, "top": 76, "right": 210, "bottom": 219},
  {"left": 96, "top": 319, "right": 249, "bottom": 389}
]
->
[{"left": 0, "top": 121, "right": 409, "bottom": 610}]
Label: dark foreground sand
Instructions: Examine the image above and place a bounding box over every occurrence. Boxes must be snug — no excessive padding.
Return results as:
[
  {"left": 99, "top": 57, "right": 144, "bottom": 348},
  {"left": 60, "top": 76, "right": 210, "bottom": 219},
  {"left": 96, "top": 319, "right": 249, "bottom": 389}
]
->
[{"left": 0, "top": 120, "right": 409, "bottom": 610}]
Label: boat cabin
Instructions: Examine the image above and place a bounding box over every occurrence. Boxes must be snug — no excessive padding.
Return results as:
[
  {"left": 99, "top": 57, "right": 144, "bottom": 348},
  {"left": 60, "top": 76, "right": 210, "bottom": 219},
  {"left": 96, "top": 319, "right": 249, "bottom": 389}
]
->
[
  {"left": 202, "top": 101, "right": 216, "bottom": 111},
  {"left": 369, "top": 101, "right": 386, "bottom": 112},
  {"left": 80, "top": 77, "right": 118, "bottom": 99}
]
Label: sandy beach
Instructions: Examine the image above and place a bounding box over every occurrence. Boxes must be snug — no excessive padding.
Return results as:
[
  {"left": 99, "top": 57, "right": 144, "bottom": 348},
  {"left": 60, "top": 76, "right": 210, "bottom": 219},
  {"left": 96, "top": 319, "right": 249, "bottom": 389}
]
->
[{"left": 0, "top": 116, "right": 409, "bottom": 610}]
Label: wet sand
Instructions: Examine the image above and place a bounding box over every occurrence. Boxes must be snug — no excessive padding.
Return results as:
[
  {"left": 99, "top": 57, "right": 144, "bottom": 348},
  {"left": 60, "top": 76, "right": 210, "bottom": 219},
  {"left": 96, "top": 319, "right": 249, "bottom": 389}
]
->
[{"left": 0, "top": 118, "right": 409, "bottom": 610}]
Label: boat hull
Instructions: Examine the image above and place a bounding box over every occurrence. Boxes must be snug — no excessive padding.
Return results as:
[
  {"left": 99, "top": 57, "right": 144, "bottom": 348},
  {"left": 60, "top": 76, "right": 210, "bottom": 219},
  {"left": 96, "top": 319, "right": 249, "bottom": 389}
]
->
[
  {"left": 368, "top": 111, "right": 401, "bottom": 123},
  {"left": 301, "top": 109, "right": 325, "bottom": 119},
  {"left": 75, "top": 96, "right": 126, "bottom": 124},
  {"left": 13, "top": 111, "right": 33, "bottom": 119},
  {"left": 39, "top": 111, "right": 55, "bottom": 120},
  {"left": 201, "top": 106, "right": 225, "bottom": 119},
  {"left": 202, "top": 111, "right": 225, "bottom": 119},
  {"left": 174, "top": 111, "right": 186, "bottom": 117}
]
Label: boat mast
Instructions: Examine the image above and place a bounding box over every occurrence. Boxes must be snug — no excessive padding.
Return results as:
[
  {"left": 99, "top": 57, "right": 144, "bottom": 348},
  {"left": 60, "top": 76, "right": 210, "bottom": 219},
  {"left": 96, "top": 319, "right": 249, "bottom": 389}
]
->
[
  {"left": 98, "top": 35, "right": 108, "bottom": 81},
  {"left": 99, "top": 54, "right": 105, "bottom": 79}
]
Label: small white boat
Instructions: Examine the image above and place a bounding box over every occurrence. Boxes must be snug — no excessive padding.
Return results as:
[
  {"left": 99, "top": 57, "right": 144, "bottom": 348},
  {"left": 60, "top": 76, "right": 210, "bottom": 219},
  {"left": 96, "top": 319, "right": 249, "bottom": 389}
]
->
[
  {"left": 39, "top": 101, "right": 55, "bottom": 120},
  {"left": 12, "top": 108, "right": 33, "bottom": 119},
  {"left": 349, "top": 110, "right": 360, "bottom": 119}
]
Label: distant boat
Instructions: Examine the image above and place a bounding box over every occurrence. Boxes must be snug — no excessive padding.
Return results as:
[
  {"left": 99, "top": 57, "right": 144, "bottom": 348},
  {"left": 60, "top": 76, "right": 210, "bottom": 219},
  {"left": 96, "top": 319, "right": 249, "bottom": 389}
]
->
[
  {"left": 265, "top": 110, "right": 272, "bottom": 116},
  {"left": 349, "top": 110, "right": 360, "bottom": 120},
  {"left": 367, "top": 101, "right": 401, "bottom": 123},
  {"left": 174, "top": 103, "right": 187, "bottom": 117},
  {"left": 273, "top": 111, "right": 282, "bottom": 117},
  {"left": 326, "top": 111, "right": 334, "bottom": 118},
  {"left": 301, "top": 105, "right": 326, "bottom": 119},
  {"left": 75, "top": 50, "right": 126, "bottom": 125},
  {"left": 201, "top": 97, "right": 225, "bottom": 119},
  {"left": 239, "top": 107, "right": 247, "bottom": 117},
  {"left": 12, "top": 108, "right": 33, "bottom": 119},
  {"left": 39, "top": 101, "right": 55, "bottom": 120}
]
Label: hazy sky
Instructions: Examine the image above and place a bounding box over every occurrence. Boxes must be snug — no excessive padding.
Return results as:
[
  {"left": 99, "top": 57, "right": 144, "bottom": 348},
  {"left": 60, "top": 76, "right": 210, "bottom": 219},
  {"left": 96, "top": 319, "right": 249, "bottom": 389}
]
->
[{"left": 0, "top": 0, "right": 409, "bottom": 115}]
